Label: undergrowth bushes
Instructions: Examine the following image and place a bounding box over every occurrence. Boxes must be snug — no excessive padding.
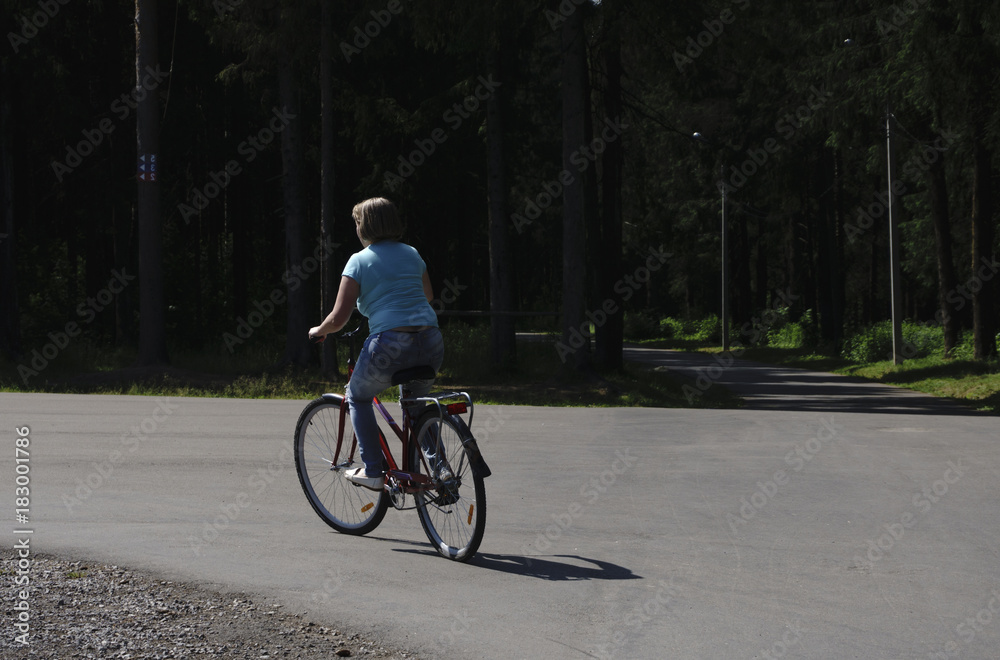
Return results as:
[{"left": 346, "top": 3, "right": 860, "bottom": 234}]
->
[{"left": 644, "top": 308, "right": 997, "bottom": 365}]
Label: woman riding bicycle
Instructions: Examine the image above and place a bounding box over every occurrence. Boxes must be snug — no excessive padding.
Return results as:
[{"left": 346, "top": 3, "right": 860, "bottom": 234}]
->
[{"left": 308, "top": 197, "right": 443, "bottom": 491}]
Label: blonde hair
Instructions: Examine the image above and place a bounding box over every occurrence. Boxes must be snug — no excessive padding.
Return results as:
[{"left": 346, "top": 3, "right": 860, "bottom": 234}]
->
[{"left": 352, "top": 197, "right": 404, "bottom": 243}]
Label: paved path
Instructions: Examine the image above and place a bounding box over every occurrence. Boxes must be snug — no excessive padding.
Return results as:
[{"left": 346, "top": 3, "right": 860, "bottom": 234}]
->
[
  {"left": 2, "top": 351, "right": 998, "bottom": 659},
  {"left": 625, "top": 345, "right": 982, "bottom": 415}
]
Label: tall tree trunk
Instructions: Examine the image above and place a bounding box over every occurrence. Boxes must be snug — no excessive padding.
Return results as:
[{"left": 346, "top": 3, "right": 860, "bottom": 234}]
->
[
  {"left": 927, "top": 150, "right": 959, "bottom": 356},
  {"left": 971, "top": 134, "right": 997, "bottom": 359},
  {"left": 231, "top": 163, "right": 249, "bottom": 323},
  {"left": 135, "top": 0, "right": 169, "bottom": 366},
  {"left": 785, "top": 212, "right": 797, "bottom": 309},
  {"left": 734, "top": 204, "right": 752, "bottom": 330},
  {"left": 319, "top": 0, "right": 339, "bottom": 376},
  {"left": 595, "top": 9, "right": 623, "bottom": 372},
  {"left": 278, "top": 43, "right": 311, "bottom": 368},
  {"left": 961, "top": 6, "right": 998, "bottom": 360},
  {"left": 817, "top": 148, "right": 842, "bottom": 348},
  {"left": 754, "top": 218, "right": 768, "bottom": 314},
  {"left": 559, "top": 2, "right": 589, "bottom": 371},
  {"left": 584, "top": 58, "right": 601, "bottom": 346},
  {"left": 0, "top": 59, "right": 20, "bottom": 360},
  {"left": 867, "top": 235, "right": 879, "bottom": 325},
  {"left": 486, "top": 27, "right": 516, "bottom": 368},
  {"left": 112, "top": 204, "right": 135, "bottom": 346}
]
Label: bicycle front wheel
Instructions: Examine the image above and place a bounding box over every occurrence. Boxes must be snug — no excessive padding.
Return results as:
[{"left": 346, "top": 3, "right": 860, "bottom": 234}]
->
[
  {"left": 410, "top": 410, "right": 486, "bottom": 561},
  {"left": 294, "top": 395, "right": 388, "bottom": 536}
]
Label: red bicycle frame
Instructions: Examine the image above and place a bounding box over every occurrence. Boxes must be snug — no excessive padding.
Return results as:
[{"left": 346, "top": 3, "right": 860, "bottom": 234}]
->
[
  {"left": 345, "top": 344, "right": 434, "bottom": 494},
  {"left": 324, "top": 325, "right": 473, "bottom": 495}
]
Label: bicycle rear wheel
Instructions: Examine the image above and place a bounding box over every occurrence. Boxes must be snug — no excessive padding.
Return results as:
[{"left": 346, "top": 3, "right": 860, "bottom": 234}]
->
[
  {"left": 410, "top": 410, "right": 486, "bottom": 561},
  {"left": 294, "top": 395, "right": 388, "bottom": 536}
]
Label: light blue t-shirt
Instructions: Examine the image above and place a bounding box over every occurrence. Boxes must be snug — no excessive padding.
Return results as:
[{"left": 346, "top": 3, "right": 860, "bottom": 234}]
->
[{"left": 342, "top": 241, "right": 438, "bottom": 334}]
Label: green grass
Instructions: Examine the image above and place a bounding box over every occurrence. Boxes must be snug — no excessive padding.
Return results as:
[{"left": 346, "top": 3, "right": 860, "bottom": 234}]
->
[
  {"left": 734, "top": 347, "right": 1000, "bottom": 413},
  {"left": 0, "top": 326, "right": 738, "bottom": 409},
  {"left": 639, "top": 326, "right": 1000, "bottom": 413},
  {"left": 5, "top": 321, "right": 996, "bottom": 412},
  {"left": 836, "top": 356, "right": 1000, "bottom": 413}
]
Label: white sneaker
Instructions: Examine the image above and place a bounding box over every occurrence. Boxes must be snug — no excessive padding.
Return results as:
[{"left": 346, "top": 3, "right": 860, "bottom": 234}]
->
[{"left": 345, "top": 467, "right": 384, "bottom": 491}]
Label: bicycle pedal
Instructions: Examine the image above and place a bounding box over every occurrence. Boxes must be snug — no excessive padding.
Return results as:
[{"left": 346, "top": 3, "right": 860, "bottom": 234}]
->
[{"left": 348, "top": 480, "right": 384, "bottom": 492}]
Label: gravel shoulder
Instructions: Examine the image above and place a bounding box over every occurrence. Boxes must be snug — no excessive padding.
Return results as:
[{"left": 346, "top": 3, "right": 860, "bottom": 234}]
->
[{"left": 3, "top": 552, "right": 421, "bottom": 660}]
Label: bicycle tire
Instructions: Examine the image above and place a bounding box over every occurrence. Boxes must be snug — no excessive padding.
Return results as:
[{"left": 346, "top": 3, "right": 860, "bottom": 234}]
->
[
  {"left": 410, "top": 409, "right": 486, "bottom": 561},
  {"left": 294, "top": 395, "right": 389, "bottom": 536}
]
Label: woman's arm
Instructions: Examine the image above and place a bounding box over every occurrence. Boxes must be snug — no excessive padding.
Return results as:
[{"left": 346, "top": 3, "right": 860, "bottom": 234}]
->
[{"left": 309, "top": 276, "right": 361, "bottom": 338}]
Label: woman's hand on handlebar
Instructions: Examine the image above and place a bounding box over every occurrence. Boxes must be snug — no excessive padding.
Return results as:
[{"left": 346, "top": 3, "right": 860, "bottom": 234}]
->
[{"left": 308, "top": 327, "right": 326, "bottom": 344}]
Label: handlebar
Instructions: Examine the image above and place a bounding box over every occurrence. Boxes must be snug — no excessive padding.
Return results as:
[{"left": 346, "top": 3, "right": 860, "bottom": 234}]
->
[{"left": 310, "top": 324, "right": 366, "bottom": 345}]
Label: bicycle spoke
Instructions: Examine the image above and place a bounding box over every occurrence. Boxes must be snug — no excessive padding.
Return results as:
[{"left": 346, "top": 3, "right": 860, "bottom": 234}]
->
[
  {"left": 411, "top": 411, "right": 486, "bottom": 561},
  {"left": 294, "top": 396, "right": 388, "bottom": 536}
]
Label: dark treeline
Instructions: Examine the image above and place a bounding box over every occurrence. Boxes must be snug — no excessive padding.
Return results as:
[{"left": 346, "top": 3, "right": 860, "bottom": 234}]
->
[{"left": 1, "top": 0, "right": 998, "bottom": 380}]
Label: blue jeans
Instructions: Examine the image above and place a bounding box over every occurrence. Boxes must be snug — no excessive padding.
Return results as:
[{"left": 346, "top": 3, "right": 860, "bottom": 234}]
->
[{"left": 346, "top": 328, "right": 445, "bottom": 476}]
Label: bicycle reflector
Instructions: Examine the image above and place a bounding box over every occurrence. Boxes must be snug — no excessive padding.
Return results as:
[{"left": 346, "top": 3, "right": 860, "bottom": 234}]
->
[{"left": 446, "top": 402, "right": 467, "bottom": 415}]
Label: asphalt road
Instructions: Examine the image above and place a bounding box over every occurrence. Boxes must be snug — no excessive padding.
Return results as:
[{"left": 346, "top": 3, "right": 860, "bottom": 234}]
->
[{"left": 3, "top": 354, "right": 999, "bottom": 659}]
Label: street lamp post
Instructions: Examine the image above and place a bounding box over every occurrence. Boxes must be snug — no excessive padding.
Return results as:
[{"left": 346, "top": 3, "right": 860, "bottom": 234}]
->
[
  {"left": 719, "top": 161, "right": 730, "bottom": 352},
  {"left": 844, "top": 38, "right": 904, "bottom": 364},
  {"left": 885, "top": 103, "right": 904, "bottom": 364}
]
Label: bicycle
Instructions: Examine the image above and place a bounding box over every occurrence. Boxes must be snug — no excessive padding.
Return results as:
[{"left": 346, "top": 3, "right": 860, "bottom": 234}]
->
[{"left": 294, "top": 326, "right": 491, "bottom": 562}]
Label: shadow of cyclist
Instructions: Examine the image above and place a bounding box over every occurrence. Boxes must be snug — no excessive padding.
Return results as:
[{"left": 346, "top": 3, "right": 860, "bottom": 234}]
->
[{"left": 392, "top": 547, "right": 639, "bottom": 581}]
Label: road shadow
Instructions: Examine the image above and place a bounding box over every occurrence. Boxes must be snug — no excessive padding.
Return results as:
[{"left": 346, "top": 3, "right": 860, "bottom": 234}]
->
[
  {"left": 468, "top": 553, "right": 641, "bottom": 581},
  {"left": 625, "top": 347, "right": 991, "bottom": 416},
  {"left": 391, "top": 546, "right": 640, "bottom": 581}
]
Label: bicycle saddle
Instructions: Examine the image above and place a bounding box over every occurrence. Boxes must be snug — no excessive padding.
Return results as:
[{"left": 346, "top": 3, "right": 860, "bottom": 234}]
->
[{"left": 390, "top": 365, "right": 436, "bottom": 385}]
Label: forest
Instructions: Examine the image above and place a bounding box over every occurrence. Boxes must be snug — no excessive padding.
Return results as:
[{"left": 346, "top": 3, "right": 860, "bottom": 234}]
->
[{"left": 1, "top": 0, "right": 998, "bottom": 384}]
